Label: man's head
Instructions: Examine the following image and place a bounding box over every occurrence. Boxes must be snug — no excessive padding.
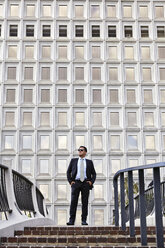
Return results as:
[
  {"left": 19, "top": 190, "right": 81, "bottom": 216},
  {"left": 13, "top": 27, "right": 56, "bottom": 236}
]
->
[{"left": 78, "top": 146, "right": 87, "bottom": 158}]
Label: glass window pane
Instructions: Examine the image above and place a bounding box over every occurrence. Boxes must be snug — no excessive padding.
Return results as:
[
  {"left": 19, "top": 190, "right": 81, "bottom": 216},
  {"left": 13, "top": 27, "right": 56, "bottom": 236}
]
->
[
  {"left": 107, "top": 5, "right": 116, "bottom": 18},
  {"left": 126, "top": 68, "right": 135, "bottom": 81},
  {"left": 75, "top": 46, "right": 84, "bottom": 59},
  {"left": 160, "top": 68, "right": 165, "bottom": 80},
  {"left": 108, "top": 46, "right": 117, "bottom": 59},
  {"left": 41, "top": 89, "right": 50, "bottom": 103},
  {"left": 58, "top": 46, "right": 67, "bottom": 59},
  {"left": 58, "top": 136, "right": 67, "bottom": 149},
  {"left": 145, "top": 136, "right": 155, "bottom": 150},
  {"left": 8, "top": 67, "right": 16, "bottom": 80},
  {"left": 5, "top": 136, "right": 14, "bottom": 149},
  {"left": 141, "top": 47, "right": 150, "bottom": 60},
  {"left": 139, "top": 6, "right": 148, "bottom": 18},
  {"left": 23, "top": 135, "right": 32, "bottom": 149},
  {"left": 39, "top": 159, "right": 49, "bottom": 174},
  {"left": 5, "top": 112, "right": 15, "bottom": 126},
  {"left": 42, "top": 5, "right": 51, "bottom": 17},
  {"left": 123, "top": 6, "right": 132, "bottom": 18},
  {"left": 57, "top": 185, "right": 67, "bottom": 199},
  {"left": 41, "top": 135, "right": 49, "bottom": 149},
  {"left": 10, "top": 5, "right": 19, "bottom": 16},
  {"left": 160, "top": 90, "right": 165, "bottom": 103},
  {"left": 23, "top": 112, "right": 32, "bottom": 126},
  {"left": 59, "top": 5, "right": 67, "bottom": 17},
  {"left": 22, "top": 159, "right": 31, "bottom": 174},
  {"left": 110, "top": 135, "right": 120, "bottom": 150},
  {"left": 144, "top": 112, "right": 154, "bottom": 126},
  {"left": 91, "top": 5, "right": 100, "bottom": 18},
  {"left": 75, "top": 89, "right": 84, "bottom": 103},
  {"left": 42, "top": 46, "right": 51, "bottom": 58},
  {"left": 144, "top": 90, "right": 153, "bottom": 103},
  {"left": 25, "top": 46, "right": 34, "bottom": 59},
  {"left": 127, "top": 89, "right": 136, "bottom": 103},
  {"left": 110, "top": 112, "right": 119, "bottom": 126},
  {"left": 93, "top": 89, "right": 101, "bottom": 103},
  {"left": 93, "top": 136, "right": 102, "bottom": 149},
  {"left": 40, "top": 112, "right": 50, "bottom": 126},
  {"left": 92, "top": 46, "right": 100, "bottom": 59},
  {"left": 24, "top": 89, "right": 32, "bottom": 103},
  {"left": 75, "top": 135, "right": 85, "bottom": 148},
  {"left": 75, "top": 67, "right": 84, "bottom": 80},
  {"left": 93, "top": 112, "right": 102, "bottom": 126},
  {"left": 8, "top": 46, "right": 17, "bottom": 58},
  {"left": 128, "top": 135, "right": 137, "bottom": 149},
  {"left": 75, "top": 5, "right": 83, "bottom": 17},
  {"left": 127, "top": 112, "right": 137, "bottom": 126},
  {"left": 161, "top": 112, "right": 165, "bottom": 126},
  {"left": 109, "top": 89, "right": 118, "bottom": 103},
  {"left": 58, "top": 112, "right": 67, "bottom": 126},
  {"left": 6, "top": 89, "right": 15, "bottom": 103},
  {"left": 109, "top": 68, "right": 118, "bottom": 81},
  {"left": 41, "top": 67, "right": 50, "bottom": 80},
  {"left": 58, "top": 67, "right": 67, "bottom": 80},
  {"left": 24, "top": 67, "right": 33, "bottom": 80},
  {"left": 142, "top": 68, "right": 151, "bottom": 81},
  {"left": 158, "top": 47, "right": 165, "bottom": 59},
  {"left": 26, "top": 5, "right": 35, "bottom": 16},
  {"left": 58, "top": 89, "right": 67, "bottom": 103},
  {"left": 92, "top": 68, "right": 101, "bottom": 80},
  {"left": 155, "top": 6, "right": 164, "bottom": 18},
  {"left": 75, "top": 112, "right": 85, "bottom": 126},
  {"left": 125, "top": 46, "right": 134, "bottom": 59}
]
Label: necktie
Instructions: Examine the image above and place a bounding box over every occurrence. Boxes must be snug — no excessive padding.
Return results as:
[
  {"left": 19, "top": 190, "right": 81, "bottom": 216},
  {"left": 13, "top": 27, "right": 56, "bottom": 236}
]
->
[{"left": 80, "top": 159, "right": 84, "bottom": 182}]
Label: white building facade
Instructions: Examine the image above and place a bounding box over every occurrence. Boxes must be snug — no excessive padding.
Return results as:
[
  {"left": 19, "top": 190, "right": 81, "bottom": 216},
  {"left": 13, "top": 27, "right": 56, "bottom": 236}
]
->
[{"left": 1, "top": 0, "right": 165, "bottom": 225}]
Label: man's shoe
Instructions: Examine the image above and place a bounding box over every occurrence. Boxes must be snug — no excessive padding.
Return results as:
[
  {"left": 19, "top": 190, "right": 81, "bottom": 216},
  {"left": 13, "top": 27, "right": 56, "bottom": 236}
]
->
[
  {"left": 82, "top": 221, "right": 88, "bottom": 225},
  {"left": 67, "top": 221, "right": 74, "bottom": 225}
]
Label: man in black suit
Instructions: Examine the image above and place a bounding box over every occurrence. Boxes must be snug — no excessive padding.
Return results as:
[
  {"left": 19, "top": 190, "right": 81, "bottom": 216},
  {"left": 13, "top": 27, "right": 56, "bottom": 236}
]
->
[{"left": 67, "top": 146, "right": 96, "bottom": 225}]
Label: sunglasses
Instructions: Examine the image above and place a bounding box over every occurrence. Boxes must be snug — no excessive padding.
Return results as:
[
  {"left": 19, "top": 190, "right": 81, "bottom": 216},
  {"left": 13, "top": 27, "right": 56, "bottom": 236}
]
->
[{"left": 78, "top": 149, "right": 85, "bottom": 152}]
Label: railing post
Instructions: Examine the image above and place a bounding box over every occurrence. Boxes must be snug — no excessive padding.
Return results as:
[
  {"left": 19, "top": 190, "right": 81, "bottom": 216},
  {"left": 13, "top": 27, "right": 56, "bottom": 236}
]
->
[
  {"left": 128, "top": 171, "right": 135, "bottom": 237},
  {"left": 153, "top": 167, "right": 164, "bottom": 248},
  {"left": 120, "top": 172, "right": 126, "bottom": 231},
  {"left": 138, "top": 169, "right": 147, "bottom": 246},
  {"left": 114, "top": 178, "right": 119, "bottom": 226}
]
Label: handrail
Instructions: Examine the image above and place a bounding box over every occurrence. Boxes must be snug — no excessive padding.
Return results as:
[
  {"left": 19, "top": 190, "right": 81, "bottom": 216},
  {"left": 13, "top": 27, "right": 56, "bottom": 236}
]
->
[{"left": 113, "top": 162, "right": 165, "bottom": 248}]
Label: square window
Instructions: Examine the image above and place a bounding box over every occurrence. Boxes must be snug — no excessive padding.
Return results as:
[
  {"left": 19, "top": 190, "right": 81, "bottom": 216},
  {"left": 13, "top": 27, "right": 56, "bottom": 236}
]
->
[
  {"left": 127, "top": 135, "right": 138, "bottom": 150},
  {"left": 8, "top": 67, "right": 16, "bottom": 80},
  {"left": 24, "top": 89, "right": 32, "bottom": 103},
  {"left": 58, "top": 67, "right": 67, "bottom": 80},
  {"left": 57, "top": 185, "right": 67, "bottom": 200},
  {"left": 92, "top": 67, "right": 101, "bottom": 80},
  {"left": 75, "top": 89, "right": 84, "bottom": 103},
  {"left": 41, "top": 135, "right": 49, "bottom": 149},
  {"left": 23, "top": 112, "right": 32, "bottom": 126},
  {"left": 75, "top": 25, "right": 83, "bottom": 37},
  {"left": 157, "top": 26, "right": 165, "bottom": 38},
  {"left": 161, "top": 112, "right": 165, "bottom": 126},
  {"left": 155, "top": 6, "right": 164, "bottom": 18},
  {"left": 110, "top": 135, "right": 120, "bottom": 150},
  {"left": 5, "top": 135, "right": 14, "bottom": 149},
  {"left": 141, "top": 47, "right": 150, "bottom": 60},
  {"left": 123, "top": 5, "right": 132, "bottom": 18},
  {"left": 6, "top": 89, "right": 15, "bottom": 103},
  {"left": 8, "top": 46, "right": 17, "bottom": 58},
  {"left": 108, "top": 26, "right": 116, "bottom": 38},
  {"left": 109, "top": 89, "right": 118, "bottom": 104},
  {"left": 126, "top": 68, "right": 135, "bottom": 81},
  {"left": 26, "top": 5, "right": 35, "bottom": 17},
  {"left": 59, "top": 5, "right": 67, "bottom": 17},
  {"left": 144, "top": 90, "right": 153, "bottom": 104},
  {"left": 24, "top": 67, "right": 33, "bottom": 80},
  {"left": 58, "top": 46, "right": 67, "bottom": 59},
  {"left": 91, "top": 5, "right": 100, "bottom": 18},
  {"left": 57, "top": 209, "right": 67, "bottom": 225},
  {"left": 41, "top": 89, "right": 50, "bottom": 103},
  {"left": 107, "top": 5, "right": 116, "bottom": 18},
  {"left": 23, "top": 135, "right": 32, "bottom": 149},
  {"left": 125, "top": 46, "right": 134, "bottom": 60},
  {"left": 93, "top": 89, "right": 101, "bottom": 103},
  {"left": 39, "top": 184, "right": 49, "bottom": 200},
  {"left": 93, "top": 135, "right": 103, "bottom": 150},
  {"left": 158, "top": 47, "right": 165, "bottom": 59},
  {"left": 40, "top": 112, "right": 50, "bottom": 126},
  {"left": 75, "top": 46, "right": 84, "bottom": 59},
  {"left": 92, "top": 25, "right": 100, "bottom": 37},
  {"left": 127, "top": 89, "right": 136, "bottom": 103},
  {"left": 42, "top": 46, "right": 51, "bottom": 59},
  {"left": 110, "top": 112, "right": 119, "bottom": 126},
  {"left": 41, "top": 67, "right": 50, "bottom": 80},
  {"left": 9, "top": 25, "right": 18, "bottom": 37},
  {"left": 5, "top": 112, "right": 15, "bottom": 126},
  {"left": 25, "top": 46, "right": 34, "bottom": 59},
  {"left": 124, "top": 26, "right": 133, "bottom": 38},
  {"left": 160, "top": 90, "right": 165, "bottom": 103},
  {"left": 127, "top": 112, "right": 137, "bottom": 126},
  {"left": 59, "top": 25, "right": 67, "bottom": 37},
  {"left": 109, "top": 68, "right": 118, "bottom": 81},
  {"left": 93, "top": 112, "right": 102, "bottom": 126},
  {"left": 39, "top": 159, "right": 49, "bottom": 174},
  {"left": 144, "top": 112, "right": 154, "bottom": 126},
  {"left": 75, "top": 135, "right": 85, "bottom": 148},
  {"left": 75, "top": 5, "right": 84, "bottom": 18},
  {"left": 10, "top": 5, "right": 19, "bottom": 16},
  {"left": 58, "top": 89, "right": 67, "bottom": 103},
  {"left": 22, "top": 159, "right": 31, "bottom": 174},
  {"left": 58, "top": 112, "right": 67, "bottom": 126},
  {"left": 42, "top": 5, "right": 51, "bottom": 17},
  {"left": 26, "top": 25, "right": 34, "bottom": 37},
  {"left": 42, "top": 25, "right": 51, "bottom": 37},
  {"left": 75, "top": 67, "right": 84, "bottom": 80},
  {"left": 145, "top": 135, "right": 155, "bottom": 150},
  {"left": 108, "top": 46, "right": 117, "bottom": 59},
  {"left": 58, "top": 136, "right": 67, "bottom": 149},
  {"left": 92, "top": 46, "right": 100, "bottom": 59},
  {"left": 141, "top": 26, "right": 149, "bottom": 38},
  {"left": 94, "top": 209, "right": 104, "bottom": 225},
  {"left": 142, "top": 68, "right": 151, "bottom": 81},
  {"left": 75, "top": 112, "right": 85, "bottom": 126},
  {"left": 111, "top": 159, "right": 121, "bottom": 174},
  {"left": 139, "top": 6, "right": 148, "bottom": 18}
]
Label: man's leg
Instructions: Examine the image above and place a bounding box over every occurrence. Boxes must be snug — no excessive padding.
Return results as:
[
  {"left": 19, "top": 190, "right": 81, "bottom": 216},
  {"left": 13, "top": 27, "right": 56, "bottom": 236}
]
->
[
  {"left": 69, "top": 182, "right": 80, "bottom": 223},
  {"left": 81, "top": 182, "right": 90, "bottom": 222}
]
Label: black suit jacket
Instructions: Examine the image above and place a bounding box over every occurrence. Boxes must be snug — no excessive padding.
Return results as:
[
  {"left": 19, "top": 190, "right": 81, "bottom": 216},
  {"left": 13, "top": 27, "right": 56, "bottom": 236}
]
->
[{"left": 67, "top": 158, "right": 96, "bottom": 189}]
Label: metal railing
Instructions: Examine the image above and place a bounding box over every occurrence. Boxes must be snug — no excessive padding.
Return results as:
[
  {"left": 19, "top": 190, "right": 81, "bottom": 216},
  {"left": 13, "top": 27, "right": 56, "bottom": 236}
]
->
[
  {"left": 0, "top": 164, "right": 47, "bottom": 220},
  {"left": 113, "top": 162, "right": 165, "bottom": 248}
]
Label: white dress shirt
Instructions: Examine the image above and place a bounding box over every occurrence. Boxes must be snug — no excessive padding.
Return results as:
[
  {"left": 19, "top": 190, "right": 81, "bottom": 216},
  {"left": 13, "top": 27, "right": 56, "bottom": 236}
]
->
[{"left": 75, "top": 157, "right": 87, "bottom": 180}]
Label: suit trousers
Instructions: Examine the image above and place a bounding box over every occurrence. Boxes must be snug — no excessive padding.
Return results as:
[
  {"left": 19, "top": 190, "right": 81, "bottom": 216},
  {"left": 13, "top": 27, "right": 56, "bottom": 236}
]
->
[{"left": 69, "top": 180, "right": 90, "bottom": 223}]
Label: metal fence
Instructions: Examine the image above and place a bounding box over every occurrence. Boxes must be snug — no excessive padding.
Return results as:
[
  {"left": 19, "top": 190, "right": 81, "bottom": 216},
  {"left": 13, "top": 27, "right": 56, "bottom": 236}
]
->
[{"left": 113, "top": 162, "right": 165, "bottom": 248}]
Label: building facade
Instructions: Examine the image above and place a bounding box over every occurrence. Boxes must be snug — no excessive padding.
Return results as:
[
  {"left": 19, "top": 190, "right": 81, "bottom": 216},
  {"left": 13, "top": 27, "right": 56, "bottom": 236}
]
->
[{"left": 1, "top": 0, "right": 165, "bottom": 225}]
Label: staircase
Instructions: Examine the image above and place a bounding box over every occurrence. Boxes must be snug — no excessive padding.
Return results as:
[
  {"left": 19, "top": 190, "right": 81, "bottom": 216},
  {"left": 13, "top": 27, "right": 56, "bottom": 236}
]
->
[{"left": 0, "top": 226, "right": 163, "bottom": 248}]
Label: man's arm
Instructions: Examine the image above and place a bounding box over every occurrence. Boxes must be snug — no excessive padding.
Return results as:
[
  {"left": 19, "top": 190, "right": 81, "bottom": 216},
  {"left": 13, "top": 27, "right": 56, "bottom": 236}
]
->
[
  {"left": 67, "top": 159, "right": 73, "bottom": 184},
  {"left": 91, "top": 160, "right": 96, "bottom": 184}
]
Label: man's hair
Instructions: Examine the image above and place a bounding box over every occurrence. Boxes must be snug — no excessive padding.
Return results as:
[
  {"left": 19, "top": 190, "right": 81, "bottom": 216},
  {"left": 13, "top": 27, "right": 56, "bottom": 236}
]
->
[{"left": 79, "top": 146, "right": 87, "bottom": 152}]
